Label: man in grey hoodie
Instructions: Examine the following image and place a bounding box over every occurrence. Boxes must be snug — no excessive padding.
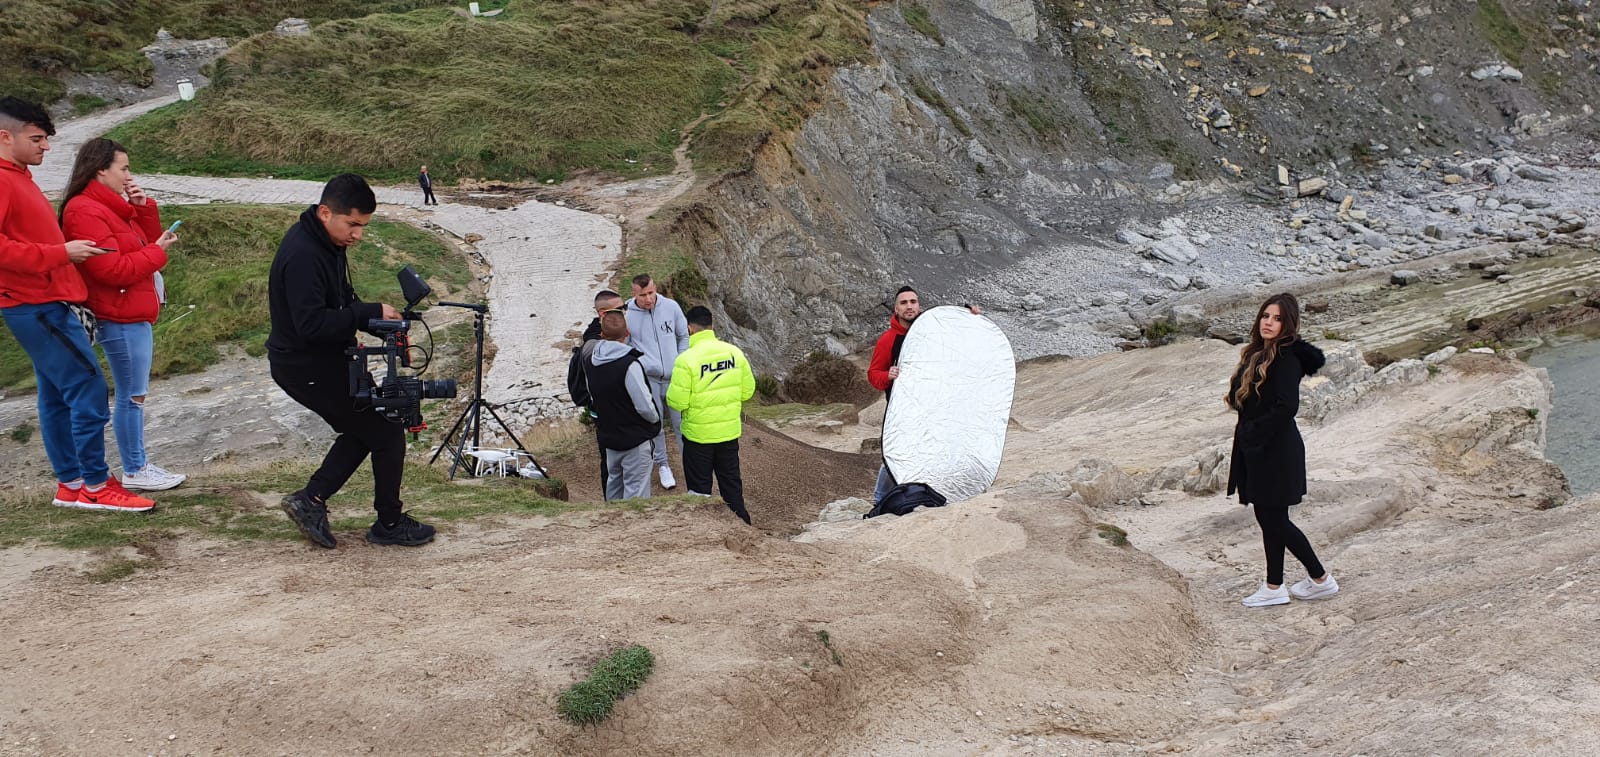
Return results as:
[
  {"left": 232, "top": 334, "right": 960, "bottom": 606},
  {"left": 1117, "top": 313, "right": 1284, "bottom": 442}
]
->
[
  {"left": 585, "top": 310, "right": 660, "bottom": 500},
  {"left": 624, "top": 273, "right": 689, "bottom": 490}
]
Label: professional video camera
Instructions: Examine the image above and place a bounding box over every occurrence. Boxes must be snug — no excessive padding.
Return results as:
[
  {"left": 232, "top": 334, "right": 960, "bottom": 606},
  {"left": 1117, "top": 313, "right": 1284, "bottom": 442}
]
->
[{"left": 348, "top": 266, "right": 457, "bottom": 430}]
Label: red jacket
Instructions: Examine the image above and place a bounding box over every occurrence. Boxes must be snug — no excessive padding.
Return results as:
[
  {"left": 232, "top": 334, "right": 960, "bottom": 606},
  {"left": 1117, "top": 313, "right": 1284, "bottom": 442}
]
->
[
  {"left": 62, "top": 180, "right": 168, "bottom": 323},
  {"left": 0, "top": 158, "right": 84, "bottom": 306},
  {"left": 867, "top": 315, "right": 910, "bottom": 392}
]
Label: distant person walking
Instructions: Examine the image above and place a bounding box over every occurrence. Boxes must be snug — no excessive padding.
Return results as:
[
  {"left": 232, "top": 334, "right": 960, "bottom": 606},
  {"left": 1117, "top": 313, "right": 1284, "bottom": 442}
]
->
[
  {"left": 60, "top": 137, "right": 186, "bottom": 492},
  {"left": 418, "top": 165, "right": 437, "bottom": 206},
  {"left": 0, "top": 97, "right": 153, "bottom": 513},
  {"left": 585, "top": 309, "right": 660, "bottom": 500},
  {"left": 1227, "top": 292, "right": 1339, "bottom": 607},
  {"left": 625, "top": 273, "right": 689, "bottom": 490},
  {"left": 666, "top": 306, "right": 755, "bottom": 524}
]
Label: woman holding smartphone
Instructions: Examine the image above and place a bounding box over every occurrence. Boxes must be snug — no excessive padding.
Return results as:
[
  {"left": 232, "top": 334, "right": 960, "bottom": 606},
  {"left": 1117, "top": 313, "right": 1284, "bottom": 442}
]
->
[
  {"left": 60, "top": 138, "right": 185, "bottom": 491},
  {"left": 1226, "top": 292, "right": 1337, "bottom": 607}
]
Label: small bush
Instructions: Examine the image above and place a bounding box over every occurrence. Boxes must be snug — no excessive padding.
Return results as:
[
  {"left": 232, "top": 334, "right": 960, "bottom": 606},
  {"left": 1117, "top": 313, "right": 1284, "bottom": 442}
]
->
[
  {"left": 754, "top": 373, "right": 780, "bottom": 399},
  {"left": 1526, "top": 407, "right": 1539, "bottom": 419},
  {"left": 9, "top": 421, "right": 33, "bottom": 444},
  {"left": 1094, "top": 523, "right": 1129, "bottom": 547},
  {"left": 783, "top": 350, "right": 875, "bottom": 405},
  {"left": 558, "top": 644, "right": 655, "bottom": 726},
  {"left": 1321, "top": 330, "right": 1349, "bottom": 341},
  {"left": 1143, "top": 319, "right": 1179, "bottom": 342}
]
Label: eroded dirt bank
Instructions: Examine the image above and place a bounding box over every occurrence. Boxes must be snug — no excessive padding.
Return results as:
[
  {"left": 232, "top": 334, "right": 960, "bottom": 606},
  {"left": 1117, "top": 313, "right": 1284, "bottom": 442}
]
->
[{"left": 3, "top": 337, "right": 1594, "bottom": 755}]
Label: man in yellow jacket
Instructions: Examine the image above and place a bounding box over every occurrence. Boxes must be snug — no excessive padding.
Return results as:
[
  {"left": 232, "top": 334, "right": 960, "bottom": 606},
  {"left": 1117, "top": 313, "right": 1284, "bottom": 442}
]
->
[{"left": 666, "top": 306, "right": 756, "bottom": 524}]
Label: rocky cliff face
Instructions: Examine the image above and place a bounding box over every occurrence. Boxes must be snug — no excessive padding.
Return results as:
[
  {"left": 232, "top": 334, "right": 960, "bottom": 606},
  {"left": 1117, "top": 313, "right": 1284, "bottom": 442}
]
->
[{"left": 669, "top": 0, "right": 1600, "bottom": 371}]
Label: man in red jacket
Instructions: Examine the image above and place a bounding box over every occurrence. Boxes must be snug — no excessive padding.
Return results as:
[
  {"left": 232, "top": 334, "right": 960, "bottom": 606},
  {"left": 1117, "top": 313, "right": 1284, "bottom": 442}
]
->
[
  {"left": 866, "top": 286, "right": 979, "bottom": 504},
  {"left": 0, "top": 97, "right": 152, "bottom": 512}
]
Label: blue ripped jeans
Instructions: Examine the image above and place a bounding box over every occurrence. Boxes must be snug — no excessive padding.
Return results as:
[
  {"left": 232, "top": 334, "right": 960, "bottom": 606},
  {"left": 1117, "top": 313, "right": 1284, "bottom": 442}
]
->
[{"left": 97, "top": 320, "right": 154, "bottom": 473}]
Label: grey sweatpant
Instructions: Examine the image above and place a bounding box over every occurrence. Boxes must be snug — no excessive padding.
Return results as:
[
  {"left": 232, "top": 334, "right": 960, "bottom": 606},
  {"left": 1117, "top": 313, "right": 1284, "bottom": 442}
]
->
[
  {"left": 605, "top": 441, "right": 653, "bottom": 501},
  {"left": 648, "top": 379, "right": 683, "bottom": 467}
]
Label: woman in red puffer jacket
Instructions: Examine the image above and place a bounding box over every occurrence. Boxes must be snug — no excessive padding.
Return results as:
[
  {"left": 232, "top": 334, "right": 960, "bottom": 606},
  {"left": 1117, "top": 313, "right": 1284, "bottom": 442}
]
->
[{"left": 60, "top": 138, "right": 185, "bottom": 492}]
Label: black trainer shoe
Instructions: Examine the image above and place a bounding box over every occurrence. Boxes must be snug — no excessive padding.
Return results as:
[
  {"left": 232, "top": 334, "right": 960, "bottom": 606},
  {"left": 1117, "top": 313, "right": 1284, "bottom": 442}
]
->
[
  {"left": 366, "top": 513, "right": 436, "bottom": 546},
  {"left": 280, "top": 491, "right": 336, "bottom": 549}
]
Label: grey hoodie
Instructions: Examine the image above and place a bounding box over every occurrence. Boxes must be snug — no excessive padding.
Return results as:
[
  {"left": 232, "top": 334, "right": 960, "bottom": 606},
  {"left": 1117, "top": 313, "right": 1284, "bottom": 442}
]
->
[
  {"left": 624, "top": 295, "right": 689, "bottom": 383},
  {"left": 589, "top": 340, "right": 661, "bottom": 423}
]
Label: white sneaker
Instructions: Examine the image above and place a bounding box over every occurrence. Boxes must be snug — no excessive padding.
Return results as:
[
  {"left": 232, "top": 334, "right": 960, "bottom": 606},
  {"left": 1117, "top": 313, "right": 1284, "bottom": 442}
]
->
[
  {"left": 1289, "top": 573, "right": 1340, "bottom": 600},
  {"left": 1242, "top": 583, "right": 1290, "bottom": 607},
  {"left": 658, "top": 465, "right": 677, "bottom": 490},
  {"left": 121, "top": 466, "right": 184, "bottom": 492},
  {"left": 144, "top": 463, "right": 187, "bottom": 487}
]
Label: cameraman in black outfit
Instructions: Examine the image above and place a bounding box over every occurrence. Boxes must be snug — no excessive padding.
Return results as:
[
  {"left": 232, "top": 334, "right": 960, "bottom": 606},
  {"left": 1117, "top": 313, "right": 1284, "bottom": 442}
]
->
[{"left": 267, "top": 174, "right": 435, "bottom": 548}]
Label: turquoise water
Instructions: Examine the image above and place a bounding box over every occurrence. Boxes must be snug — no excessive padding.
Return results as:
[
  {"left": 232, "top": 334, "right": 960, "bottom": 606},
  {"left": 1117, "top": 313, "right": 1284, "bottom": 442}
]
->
[{"left": 1529, "top": 338, "right": 1600, "bottom": 496}]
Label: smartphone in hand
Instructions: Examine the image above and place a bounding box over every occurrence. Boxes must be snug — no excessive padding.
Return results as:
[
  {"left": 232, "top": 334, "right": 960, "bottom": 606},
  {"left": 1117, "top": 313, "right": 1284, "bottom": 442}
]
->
[{"left": 166, "top": 220, "right": 183, "bottom": 234}]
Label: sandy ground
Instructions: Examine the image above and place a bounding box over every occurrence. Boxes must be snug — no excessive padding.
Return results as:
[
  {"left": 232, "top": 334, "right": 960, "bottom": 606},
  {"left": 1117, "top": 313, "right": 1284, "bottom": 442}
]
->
[{"left": 4, "top": 337, "right": 1596, "bottom": 755}]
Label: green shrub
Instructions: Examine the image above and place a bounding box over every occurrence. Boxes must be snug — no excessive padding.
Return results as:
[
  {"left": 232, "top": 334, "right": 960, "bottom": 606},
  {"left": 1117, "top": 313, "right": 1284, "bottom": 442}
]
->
[{"left": 557, "top": 644, "right": 655, "bottom": 725}]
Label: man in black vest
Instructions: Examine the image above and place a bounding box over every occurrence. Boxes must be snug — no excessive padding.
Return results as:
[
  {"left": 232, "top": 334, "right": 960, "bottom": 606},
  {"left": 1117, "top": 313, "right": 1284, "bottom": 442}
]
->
[
  {"left": 571, "top": 289, "right": 624, "bottom": 494},
  {"left": 584, "top": 310, "right": 661, "bottom": 500}
]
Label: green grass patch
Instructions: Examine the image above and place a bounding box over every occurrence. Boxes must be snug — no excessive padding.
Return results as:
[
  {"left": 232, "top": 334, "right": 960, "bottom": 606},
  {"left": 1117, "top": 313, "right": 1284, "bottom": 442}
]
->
[
  {"left": 1476, "top": 0, "right": 1529, "bottom": 67},
  {"left": 0, "top": 203, "right": 469, "bottom": 393},
  {"left": 70, "top": 93, "right": 112, "bottom": 116},
  {"left": 1321, "top": 330, "right": 1349, "bottom": 341},
  {"left": 8, "top": 421, "right": 33, "bottom": 444},
  {"left": 82, "top": 555, "right": 157, "bottom": 583},
  {"left": 908, "top": 76, "right": 971, "bottom": 137},
  {"left": 901, "top": 3, "right": 943, "bottom": 45},
  {"left": 1094, "top": 522, "right": 1129, "bottom": 547},
  {"left": 557, "top": 644, "right": 655, "bottom": 725},
  {"left": 0, "top": 1, "right": 461, "bottom": 106},
  {"left": 1004, "top": 87, "right": 1066, "bottom": 138},
  {"left": 0, "top": 460, "right": 580, "bottom": 550},
  {"left": 815, "top": 629, "right": 843, "bottom": 666},
  {"left": 101, "top": 1, "right": 870, "bottom": 183},
  {"left": 745, "top": 401, "right": 853, "bottom": 426}
]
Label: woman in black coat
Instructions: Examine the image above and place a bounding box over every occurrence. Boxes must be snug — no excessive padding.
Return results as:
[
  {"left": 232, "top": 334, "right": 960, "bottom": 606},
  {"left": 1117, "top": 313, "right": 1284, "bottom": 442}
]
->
[{"left": 1226, "top": 293, "right": 1339, "bottom": 607}]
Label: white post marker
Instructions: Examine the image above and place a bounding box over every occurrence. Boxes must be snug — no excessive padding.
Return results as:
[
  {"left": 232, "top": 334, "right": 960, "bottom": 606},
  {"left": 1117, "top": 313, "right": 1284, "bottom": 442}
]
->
[
  {"left": 469, "top": 2, "right": 481, "bottom": 16},
  {"left": 177, "top": 78, "right": 195, "bottom": 101}
]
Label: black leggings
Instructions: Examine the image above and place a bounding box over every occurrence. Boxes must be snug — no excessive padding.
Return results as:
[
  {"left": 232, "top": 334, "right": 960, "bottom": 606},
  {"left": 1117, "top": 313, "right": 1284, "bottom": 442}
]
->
[{"left": 1254, "top": 504, "right": 1325, "bottom": 586}]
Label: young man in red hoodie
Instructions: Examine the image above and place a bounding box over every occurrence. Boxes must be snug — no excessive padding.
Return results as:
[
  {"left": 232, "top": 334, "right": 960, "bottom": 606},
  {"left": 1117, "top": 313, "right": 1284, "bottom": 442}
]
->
[
  {"left": 866, "top": 286, "right": 980, "bottom": 504},
  {"left": 866, "top": 286, "right": 919, "bottom": 504},
  {"left": 0, "top": 97, "right": 152, "bottom": 512}
]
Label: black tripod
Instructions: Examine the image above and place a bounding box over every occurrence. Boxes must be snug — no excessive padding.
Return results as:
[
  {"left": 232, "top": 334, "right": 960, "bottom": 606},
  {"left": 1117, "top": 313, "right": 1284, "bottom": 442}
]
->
[{"left": 428, "top": 302, "right": 547, "bottom": 480}]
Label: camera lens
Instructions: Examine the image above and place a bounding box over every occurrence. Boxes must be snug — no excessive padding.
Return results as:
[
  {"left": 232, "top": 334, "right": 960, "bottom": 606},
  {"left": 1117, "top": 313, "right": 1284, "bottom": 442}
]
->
[{"left": 421, "top": 379, "right": 457, "bottom": 399}]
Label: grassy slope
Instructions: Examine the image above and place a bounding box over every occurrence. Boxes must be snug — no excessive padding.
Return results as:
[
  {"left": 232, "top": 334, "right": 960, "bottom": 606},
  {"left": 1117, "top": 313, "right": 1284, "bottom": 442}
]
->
[
  {"left": 0, "top": 203, "right": 471, "bottom": 392},
  {"left": 100, "top": 0, "right": 869, "bottom": 183},
  {"left": 0, "top": 1, "right": 459, "bottom": 105}
]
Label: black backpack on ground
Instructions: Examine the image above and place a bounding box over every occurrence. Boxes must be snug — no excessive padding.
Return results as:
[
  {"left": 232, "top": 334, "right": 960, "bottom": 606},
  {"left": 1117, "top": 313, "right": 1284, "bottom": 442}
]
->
[{"left": 865, "top": 482, "right": 948, "bottom": 518}]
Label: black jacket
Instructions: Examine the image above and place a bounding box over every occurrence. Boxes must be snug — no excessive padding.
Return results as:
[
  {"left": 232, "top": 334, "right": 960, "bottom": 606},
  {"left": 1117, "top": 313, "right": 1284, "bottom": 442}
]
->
[
  {"left": 1226, "top": 338, "right": 1325, "bottom": 508},
  {"left": 266, "top": 205, "right": 384, "bottom": 367}
]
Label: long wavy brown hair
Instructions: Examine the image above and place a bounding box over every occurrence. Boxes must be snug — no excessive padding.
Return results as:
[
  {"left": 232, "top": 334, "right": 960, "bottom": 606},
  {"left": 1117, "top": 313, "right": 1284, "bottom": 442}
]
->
[
  {"left": 58, "top": 137, "right": 126, "bottom": 223},
  {"left": 1227, "top": 292, "right": 1301, "bottom": 410}
]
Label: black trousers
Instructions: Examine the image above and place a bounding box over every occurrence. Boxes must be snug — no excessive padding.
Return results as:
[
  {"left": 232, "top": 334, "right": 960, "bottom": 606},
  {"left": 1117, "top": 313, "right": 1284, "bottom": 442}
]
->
[
  {"left": 1254, "top": 504, "right": 1324, "bottom": 586},
  {"left": 682, "top": 438, "right": 748, "bottom": 524},
  {"left": 271, "top": 361, "right": 406, "bottom": 522},
  {"left": 421, "top": 186, "right": 437, "bottom": 204},
  {"left": 595, "top": 425, "right": 610, "bottom": 497}
]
